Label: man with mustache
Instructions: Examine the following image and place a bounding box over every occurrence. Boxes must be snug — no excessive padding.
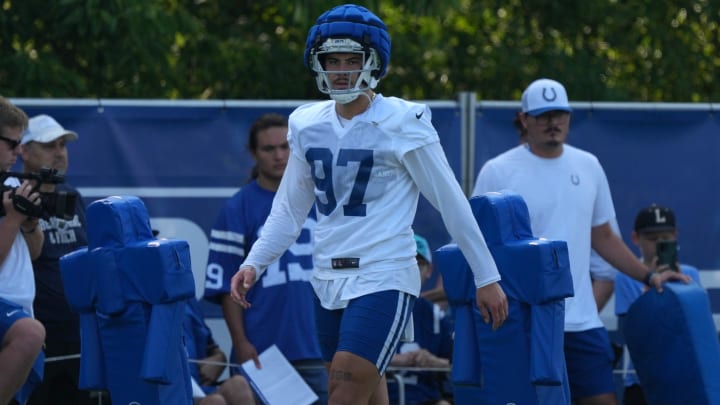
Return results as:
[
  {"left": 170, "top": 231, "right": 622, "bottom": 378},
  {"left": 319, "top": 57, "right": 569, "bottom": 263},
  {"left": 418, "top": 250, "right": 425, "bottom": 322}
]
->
[
  {"left": 21, "top": 114, "right": 93, "bottom": 405},
  {"left": 472, "top": 78, "right": 688, "bottom": 405}
]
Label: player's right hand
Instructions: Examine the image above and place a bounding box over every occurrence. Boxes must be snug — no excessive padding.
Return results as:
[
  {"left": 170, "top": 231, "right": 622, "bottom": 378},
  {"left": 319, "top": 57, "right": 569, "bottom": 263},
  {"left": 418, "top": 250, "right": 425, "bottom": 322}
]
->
[
  {"left": 475, "top": 281, "right": 508, "bottom": 331},
  {"left": 230, "top": 266, "right": 257, "bottom": 308}
]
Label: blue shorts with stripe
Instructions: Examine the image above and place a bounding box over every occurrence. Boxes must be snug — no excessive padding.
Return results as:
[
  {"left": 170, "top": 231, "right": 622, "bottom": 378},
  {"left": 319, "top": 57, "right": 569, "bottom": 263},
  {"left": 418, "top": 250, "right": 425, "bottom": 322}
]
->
[{"left": 314, "top": 290, "right": 415, "bottom": 376}]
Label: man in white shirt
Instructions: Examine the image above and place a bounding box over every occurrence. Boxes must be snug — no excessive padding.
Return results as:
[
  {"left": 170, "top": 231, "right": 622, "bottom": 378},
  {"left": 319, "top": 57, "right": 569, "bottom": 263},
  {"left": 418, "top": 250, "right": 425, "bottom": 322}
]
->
[
  {"left": 473, "top": 78, "right": 688, "bottom": 405},
  {"left": 0, "top": 96, "right": 46, "bottom": 404}
]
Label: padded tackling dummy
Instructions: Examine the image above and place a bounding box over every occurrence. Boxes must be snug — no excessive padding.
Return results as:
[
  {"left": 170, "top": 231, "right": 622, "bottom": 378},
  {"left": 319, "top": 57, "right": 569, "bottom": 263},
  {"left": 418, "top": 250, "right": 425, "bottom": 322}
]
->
[
  {"left": 437, "top": 191, "right": 573, "bottom": 405},
  {"left": 60, "top": 195, "right": 195, "bottom": 404},
  {"left": 624, "top": 281, "right": 720, "bottom": 404}
]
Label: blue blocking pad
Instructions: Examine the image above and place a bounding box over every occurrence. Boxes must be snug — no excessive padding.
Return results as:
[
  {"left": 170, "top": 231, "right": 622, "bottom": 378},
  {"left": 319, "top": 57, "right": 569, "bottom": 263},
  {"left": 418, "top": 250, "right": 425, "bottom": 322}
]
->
[
  {"left": 438, "top": 191, "right": 573, "bottom": 405},
  {"left": 60, "top": 195, "right": 195, "bottom": 405},
  {"left": 625, "top": 281, "right": 720, "bottom": 405}
]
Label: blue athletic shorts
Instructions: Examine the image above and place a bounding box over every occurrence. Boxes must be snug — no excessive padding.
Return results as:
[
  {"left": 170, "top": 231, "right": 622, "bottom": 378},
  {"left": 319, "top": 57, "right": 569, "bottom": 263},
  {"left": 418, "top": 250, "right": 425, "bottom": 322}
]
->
[
  {"left": 0, "top": 297, "right": 32, "bottom": 342},
  {"left": 0, "top": 297, "right": 44, "bottom": 404},
  {"left": 314, "top": 290, "right": 415, "bottom": 376},
  {"left": 564, "top": 327, "right": 616, "bottom": 400}
]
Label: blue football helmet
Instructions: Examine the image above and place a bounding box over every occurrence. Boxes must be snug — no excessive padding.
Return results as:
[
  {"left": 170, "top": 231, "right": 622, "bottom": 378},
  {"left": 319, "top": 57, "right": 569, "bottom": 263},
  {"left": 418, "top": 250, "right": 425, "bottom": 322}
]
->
[{"left": 305, "top": 4, "right": 391, "bottom": 104}]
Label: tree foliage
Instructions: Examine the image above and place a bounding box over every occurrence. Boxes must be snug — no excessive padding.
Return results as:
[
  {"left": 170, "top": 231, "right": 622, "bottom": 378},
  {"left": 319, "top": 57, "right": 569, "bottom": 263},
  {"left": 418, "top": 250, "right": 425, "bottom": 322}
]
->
[{"left": 1, "top": 0, "right": 717, "bottom": 101}]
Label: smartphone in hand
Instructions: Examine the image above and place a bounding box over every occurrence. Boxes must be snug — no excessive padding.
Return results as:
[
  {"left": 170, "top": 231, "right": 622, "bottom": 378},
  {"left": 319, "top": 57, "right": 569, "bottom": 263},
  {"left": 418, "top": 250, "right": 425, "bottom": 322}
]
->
[{"left": 656, "top": 240, "right": 679, "bottom": 272}]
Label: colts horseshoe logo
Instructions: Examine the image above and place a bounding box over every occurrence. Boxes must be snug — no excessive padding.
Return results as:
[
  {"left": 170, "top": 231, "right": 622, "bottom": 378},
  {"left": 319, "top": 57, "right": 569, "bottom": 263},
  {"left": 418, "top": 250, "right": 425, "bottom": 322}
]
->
[
  {"left": 570, "top": 174, "right": 580, "bottom": 185},
  {"left": 542, "top": 88, "right": 557, "bottom": 102}
]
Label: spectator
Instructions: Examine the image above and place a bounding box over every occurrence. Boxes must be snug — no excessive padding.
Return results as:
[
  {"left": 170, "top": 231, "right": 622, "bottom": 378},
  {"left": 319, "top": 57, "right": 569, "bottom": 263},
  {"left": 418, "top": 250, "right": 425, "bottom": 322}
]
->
[
  {"left": 203, "top": 113, "right": 328, "bottom": 403},
  {"left": 0, "top": 97, "right": 46, "bottom": 404},
  {"left": 20, "top": 114, "right": 94, "bottom": 405},
  {"left": 614, "top": 204, "right": 701, "bottom": 405},
  {"left": 184, "top": 297, "right": 256, "bottom": 405}
]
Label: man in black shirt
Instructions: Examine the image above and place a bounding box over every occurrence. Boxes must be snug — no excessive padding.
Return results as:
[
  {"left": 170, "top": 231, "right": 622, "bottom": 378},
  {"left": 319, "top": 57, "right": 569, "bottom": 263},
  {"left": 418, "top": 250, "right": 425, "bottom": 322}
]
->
[{"left": 21, "top": 114, "right": 93, "bottom": 405}]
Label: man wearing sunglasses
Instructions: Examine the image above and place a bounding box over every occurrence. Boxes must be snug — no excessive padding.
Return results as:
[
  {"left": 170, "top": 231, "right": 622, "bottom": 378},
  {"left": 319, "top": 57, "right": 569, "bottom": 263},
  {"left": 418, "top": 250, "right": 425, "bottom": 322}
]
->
[{"left": 0, "top": 96, "right": 46, "bottom": 404}]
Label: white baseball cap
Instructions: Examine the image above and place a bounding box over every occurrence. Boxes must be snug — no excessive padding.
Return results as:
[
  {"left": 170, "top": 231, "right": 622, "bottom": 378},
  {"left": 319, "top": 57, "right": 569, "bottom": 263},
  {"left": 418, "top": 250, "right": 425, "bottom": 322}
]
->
[
  {"left": 22, "top": 114, "right": 79, "bottom": 145},
  {"left": 521, "top": 78, "right": 572, "bottom": 116}
]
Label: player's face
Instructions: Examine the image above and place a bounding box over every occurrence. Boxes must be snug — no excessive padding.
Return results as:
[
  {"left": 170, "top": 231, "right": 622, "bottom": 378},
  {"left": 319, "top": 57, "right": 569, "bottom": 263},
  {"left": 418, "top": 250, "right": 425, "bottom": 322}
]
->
[
  {"left": 253, "top": 125, "right": 289, "bottom": 183},
  {"left": 323, "top": 53, "right": 364, "bottom": 90},
  {"left": 0, "top": 126, "right": 23, "bottom": 171},
  {"left": 632, "top": 230, "right": 676, "bottom": 263},
  {"left": 21, "top": 136, "right": 70, "bottom": 175},
  {"left": 521, "top": 110, "right": 570, "bottom": 157}
]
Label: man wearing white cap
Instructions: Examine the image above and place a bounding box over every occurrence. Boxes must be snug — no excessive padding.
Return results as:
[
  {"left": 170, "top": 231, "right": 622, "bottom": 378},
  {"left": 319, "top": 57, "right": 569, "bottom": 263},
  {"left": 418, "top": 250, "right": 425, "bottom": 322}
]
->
[
  {"left": 472, "top": 78, "right": 688, "bottom": 404},
  {"left": 20, "top": 114, "right": 93, "bottom": 405}
]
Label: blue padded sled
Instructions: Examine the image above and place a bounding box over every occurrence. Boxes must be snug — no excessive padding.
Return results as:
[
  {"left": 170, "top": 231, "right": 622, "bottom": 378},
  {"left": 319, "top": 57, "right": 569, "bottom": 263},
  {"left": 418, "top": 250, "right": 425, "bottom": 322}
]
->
[
  {"left": 625, "top": 281, "right": 720, "bottom": 405},
  {"left": 60, "top": 195, "right": 195, "bottom": 405},
  {"left": 438, "top": 191, "right": 573, "bottom": 405}
]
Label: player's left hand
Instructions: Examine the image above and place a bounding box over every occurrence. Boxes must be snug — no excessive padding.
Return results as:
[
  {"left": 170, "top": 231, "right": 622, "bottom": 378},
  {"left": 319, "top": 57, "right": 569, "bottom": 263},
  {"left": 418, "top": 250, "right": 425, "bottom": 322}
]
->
[
  {"left": 475, "top": 281, "right": 508, "bottom": 331},
  {"left": 230, "top": 266, "right": 257, "bottom": 308},
  {"left": 647, "top": 266, "right": 691, "bottom": 293}
]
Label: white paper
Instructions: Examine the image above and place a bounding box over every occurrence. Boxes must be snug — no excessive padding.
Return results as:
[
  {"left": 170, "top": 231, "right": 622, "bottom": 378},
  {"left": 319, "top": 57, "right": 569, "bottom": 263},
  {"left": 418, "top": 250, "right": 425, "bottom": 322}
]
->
[
  {"left": 190, "top": 376, "right": 206, "bottom": 398},
  {"left": 241, "top": 344, "right": 319, "bottom": 405}
]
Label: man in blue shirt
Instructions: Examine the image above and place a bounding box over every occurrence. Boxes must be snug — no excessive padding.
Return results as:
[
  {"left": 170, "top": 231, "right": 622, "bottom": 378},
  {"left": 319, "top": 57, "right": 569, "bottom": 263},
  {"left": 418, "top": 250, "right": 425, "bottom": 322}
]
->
[
  {"left": 203, "top": 113, "right": 327, "bottom": 404},
  {"left": 614, "top": 204, "right": 701, "bottom": 405}
]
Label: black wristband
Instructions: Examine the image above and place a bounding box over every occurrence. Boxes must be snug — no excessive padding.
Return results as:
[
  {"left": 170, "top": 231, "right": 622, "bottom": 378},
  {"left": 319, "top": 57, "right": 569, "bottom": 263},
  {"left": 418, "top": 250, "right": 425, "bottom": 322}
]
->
[{"left": 643, "top": 270, "right": 657, "bottom": 287}]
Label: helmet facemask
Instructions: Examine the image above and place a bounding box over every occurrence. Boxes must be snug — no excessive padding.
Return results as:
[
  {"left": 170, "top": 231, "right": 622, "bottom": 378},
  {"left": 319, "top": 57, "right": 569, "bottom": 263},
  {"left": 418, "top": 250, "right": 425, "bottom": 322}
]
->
[{"left": 310, "top": 38, "right": 381, "bottom": 104}]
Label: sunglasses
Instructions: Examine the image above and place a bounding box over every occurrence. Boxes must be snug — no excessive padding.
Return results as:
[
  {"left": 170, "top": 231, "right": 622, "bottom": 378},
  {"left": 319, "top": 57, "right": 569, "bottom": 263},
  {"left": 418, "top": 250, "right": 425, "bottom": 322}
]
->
[{"left": 0, "top": 134, "right": 21, "bottom": 150}]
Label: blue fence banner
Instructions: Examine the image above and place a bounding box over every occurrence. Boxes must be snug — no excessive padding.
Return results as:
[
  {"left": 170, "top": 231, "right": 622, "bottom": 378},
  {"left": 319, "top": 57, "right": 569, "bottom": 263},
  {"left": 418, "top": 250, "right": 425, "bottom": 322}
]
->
[{"left": 13, "top": 98, "right": 720, "bottom": 329}]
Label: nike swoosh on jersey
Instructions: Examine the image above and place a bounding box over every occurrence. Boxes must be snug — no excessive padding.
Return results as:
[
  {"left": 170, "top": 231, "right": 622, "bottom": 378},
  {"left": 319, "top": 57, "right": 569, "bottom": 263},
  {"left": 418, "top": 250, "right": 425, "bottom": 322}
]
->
[
  {"left": 5, "top": 309, "right": 20, "bottom": 317},
  {"left": 415, "top": 111, "right": 424, "bottom": 119}
]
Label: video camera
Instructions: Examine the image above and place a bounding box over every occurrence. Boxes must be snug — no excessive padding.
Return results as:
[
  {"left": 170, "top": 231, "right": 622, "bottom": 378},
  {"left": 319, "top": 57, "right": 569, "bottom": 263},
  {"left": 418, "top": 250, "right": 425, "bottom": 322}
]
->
[{"left": 0, "top": 167, "right": 78, "bottom": 220}]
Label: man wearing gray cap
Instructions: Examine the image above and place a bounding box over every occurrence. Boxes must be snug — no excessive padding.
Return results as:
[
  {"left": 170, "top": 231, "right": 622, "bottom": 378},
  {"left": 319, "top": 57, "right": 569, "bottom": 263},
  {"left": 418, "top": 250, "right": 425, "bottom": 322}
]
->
[
  {"left": 473, "top": 78, "right": 689, "bottom": 404},
  {"left": 21, "top": 114, "right": 93, "bottom": 405}
]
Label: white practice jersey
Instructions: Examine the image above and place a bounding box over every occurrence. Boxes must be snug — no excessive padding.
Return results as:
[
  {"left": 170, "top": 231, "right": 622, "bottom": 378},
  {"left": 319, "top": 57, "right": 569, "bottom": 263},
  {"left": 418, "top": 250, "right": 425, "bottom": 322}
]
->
[
  {"left": 473, "top": 144, "right": 616, "bottom": 331},
  {"left": 244, "top": 94, "right": 500, "bottom": 309}
]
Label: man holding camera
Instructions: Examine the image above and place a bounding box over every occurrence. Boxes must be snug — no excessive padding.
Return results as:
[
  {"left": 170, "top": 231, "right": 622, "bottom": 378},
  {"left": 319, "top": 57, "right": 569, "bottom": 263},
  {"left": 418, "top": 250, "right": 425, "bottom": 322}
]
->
[
  {"left": 614, "top": 204, "right": 701, "bottom": 404},
  {"left": 0, "top": 96, "right": 46, "bottom": 404},
  {"left": 19, "top": 114, "right": 94, "bottom": 405}
]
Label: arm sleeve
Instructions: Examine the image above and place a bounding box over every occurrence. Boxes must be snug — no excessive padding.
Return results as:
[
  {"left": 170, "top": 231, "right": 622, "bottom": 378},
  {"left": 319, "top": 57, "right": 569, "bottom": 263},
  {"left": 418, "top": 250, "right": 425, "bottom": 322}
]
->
[
  {"left": 403, "top": 142, "right": 501, "bottom": 288},
  {"left": 241, "top": 153, "right": 316, "bottom": 277}
]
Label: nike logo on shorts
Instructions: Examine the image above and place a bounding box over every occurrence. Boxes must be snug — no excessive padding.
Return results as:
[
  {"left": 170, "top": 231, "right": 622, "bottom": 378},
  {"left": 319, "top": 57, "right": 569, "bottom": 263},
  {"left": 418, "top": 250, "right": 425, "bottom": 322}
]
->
[{"left": 5, "top": 309, "right": 20, "bottom": 317}]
